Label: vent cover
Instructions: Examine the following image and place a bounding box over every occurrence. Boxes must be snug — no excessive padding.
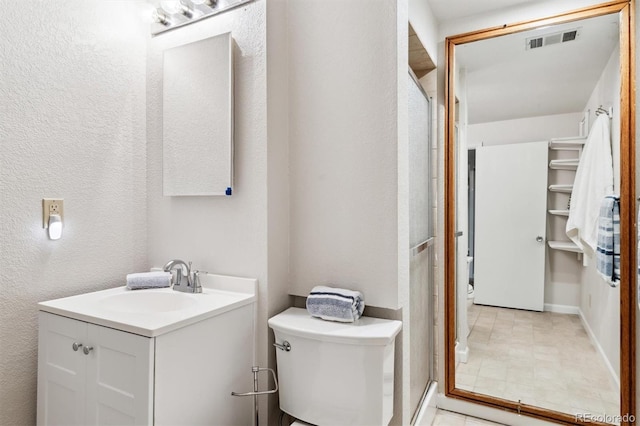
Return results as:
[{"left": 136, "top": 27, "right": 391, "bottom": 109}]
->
[{"left": 526, "top": 28, "right": 581, "bottom": 50}]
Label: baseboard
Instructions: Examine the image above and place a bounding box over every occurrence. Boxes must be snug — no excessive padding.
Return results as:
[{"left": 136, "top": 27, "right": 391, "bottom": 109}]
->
[
  {"left": 413, "top": 381, "right": 438, "bottom": 426},
  {"left": 577, "top": 308, "right": 620, "bottom": 388},
  {"left": 543, "top": 303, "right": 580, "bottom": 314}
]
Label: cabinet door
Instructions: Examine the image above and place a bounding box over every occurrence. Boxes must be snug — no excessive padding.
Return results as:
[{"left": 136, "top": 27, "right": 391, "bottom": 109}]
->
[
  {"left": 37, "top": 312, "right": 87, "bottom": 426},
  {"left": 84, "top": 324, "right": 154, "bottom": 426}
]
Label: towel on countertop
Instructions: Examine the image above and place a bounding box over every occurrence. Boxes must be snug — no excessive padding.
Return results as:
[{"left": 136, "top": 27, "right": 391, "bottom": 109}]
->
[
  {"left": 126, "top": 271, "right": 172, "bottom": 290},
  {"left": 566, "top": 114, "right": 614, "bottom": 254},
  {"left": 306, "top": 285, "right": 365, "bottom": 323},
  {"left": 596, "top": 195, "right": 620, "bottom": 287}
]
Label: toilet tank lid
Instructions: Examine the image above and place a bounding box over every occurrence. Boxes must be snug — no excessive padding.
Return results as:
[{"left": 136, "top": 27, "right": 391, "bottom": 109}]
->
[{"left": 268, "top": 307, "right": 402, "bottom": 346}]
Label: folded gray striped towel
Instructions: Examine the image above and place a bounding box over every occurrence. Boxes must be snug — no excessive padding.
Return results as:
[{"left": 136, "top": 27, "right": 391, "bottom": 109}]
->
[
  {"left": 596, "top": 195, "right": 620, "bottom": 287},
  {"left": 306, "top": 285, "right": 365, "bottom": 322},
  {"left": 126, "top": 271, "right": 172, "bottom": 290}
]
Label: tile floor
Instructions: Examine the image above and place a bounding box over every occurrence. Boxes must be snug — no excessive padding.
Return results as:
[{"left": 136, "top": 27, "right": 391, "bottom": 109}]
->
[{"left": 455, "top": 303, "right": 619, "bottom": 422}]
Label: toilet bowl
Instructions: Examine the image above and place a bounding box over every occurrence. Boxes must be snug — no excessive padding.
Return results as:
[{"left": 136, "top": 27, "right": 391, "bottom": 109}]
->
[{"left": 268, "top": 307, "right": 402, "bottom": 425}]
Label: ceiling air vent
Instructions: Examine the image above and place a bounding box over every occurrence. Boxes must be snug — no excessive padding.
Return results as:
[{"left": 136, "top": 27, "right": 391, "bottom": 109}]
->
[
  {"left": 525, "top": 27, "right": 581, "bottom": 50},
  {"left": 529, "top": 37, "right": 543, "bottom": 49}
]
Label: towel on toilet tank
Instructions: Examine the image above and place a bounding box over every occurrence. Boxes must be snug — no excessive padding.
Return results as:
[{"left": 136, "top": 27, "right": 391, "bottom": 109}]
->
[
  {"left": 306, "top": 285, "right": 365, "bottom": 322},
  {"left": 126, "top": 271, "right": 172, "bottom": 290}
]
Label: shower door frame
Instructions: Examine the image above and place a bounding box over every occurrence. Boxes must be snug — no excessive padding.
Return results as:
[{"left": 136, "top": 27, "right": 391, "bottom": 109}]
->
[{"left": 408, "top": 68, "right": 436, "bottom": 424}]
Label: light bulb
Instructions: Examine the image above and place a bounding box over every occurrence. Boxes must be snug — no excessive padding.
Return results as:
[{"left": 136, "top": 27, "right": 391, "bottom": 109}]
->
[
  {"left": 151, "top": 8, "right": 171, "bottom": 25},
  {"left": 160, "top": 0, "right": 183, "bottom": 14}
]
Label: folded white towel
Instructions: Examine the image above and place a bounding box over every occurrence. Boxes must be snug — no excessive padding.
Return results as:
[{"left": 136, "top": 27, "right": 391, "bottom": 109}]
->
[
  {"left": 306, "top": 285, "right": 365, "bottom": 323},
  {"left": 126, "top": 271, "right": 171, "bottom": 290}
]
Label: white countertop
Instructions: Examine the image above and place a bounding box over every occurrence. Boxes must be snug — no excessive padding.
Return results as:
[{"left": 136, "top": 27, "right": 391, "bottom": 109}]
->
[{"left": 38, "top": 273, "right": 257, "bottom": 337}]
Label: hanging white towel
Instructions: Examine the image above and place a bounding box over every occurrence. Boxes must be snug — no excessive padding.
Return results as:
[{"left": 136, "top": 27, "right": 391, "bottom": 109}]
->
[{"left": 566, "top": 114, "right": 614, "bottom": 254}]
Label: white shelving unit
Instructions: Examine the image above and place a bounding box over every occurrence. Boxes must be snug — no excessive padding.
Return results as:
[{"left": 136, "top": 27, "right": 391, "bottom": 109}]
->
[
  {"left": 549, "top": 159, "right": 579, "bottom": 170},
  {"left": 547, "top": 240, "right": 583, "bottom": 253},
  {"left": 548, "top": 184, "right": 573, "bottom": 193},
  {"left": 548, "top": 136, "right": 587, "bottom": 151},
  {"left": 547, "top": 136, "right": 584, "bottom": 263}
]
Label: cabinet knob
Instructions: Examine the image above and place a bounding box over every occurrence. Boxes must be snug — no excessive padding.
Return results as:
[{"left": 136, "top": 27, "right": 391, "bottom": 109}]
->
[
  {"left": 83, "top": 346, "right": 94, "bottom": 355},
  {"left": 72, "top": 342, "right": 83, "bottom": 351},
  {"left": 536, "top": 236, "right": 544, "bottom": 242}
]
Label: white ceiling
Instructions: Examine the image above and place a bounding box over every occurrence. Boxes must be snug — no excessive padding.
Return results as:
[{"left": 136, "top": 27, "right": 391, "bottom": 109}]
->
[{"left": 425, "top": 1, "right": 620, "bottom": 124}]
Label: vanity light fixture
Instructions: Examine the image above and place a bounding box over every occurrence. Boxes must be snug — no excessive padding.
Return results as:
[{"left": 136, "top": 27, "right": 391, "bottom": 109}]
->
[
  {"left": 161, "top": 0, "right": 194, "bottom": 18},
  {"left": 151, "top": 0, "right": 250, "bottom": 36},
  {"left": 191, "top": 0, "right": 217, "bottom": 7}
]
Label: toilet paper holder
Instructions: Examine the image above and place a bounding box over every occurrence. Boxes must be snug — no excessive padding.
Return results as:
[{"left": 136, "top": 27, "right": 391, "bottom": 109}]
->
[
  {"left": 231, "top": 366, "right": 278, "bottom": 426},
  {"left": 231, "top": 366, "right": 278, "bottom": 397}
]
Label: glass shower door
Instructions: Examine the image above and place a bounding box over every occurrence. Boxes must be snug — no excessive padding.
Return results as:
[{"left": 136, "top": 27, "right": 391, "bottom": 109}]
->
[{"left": 408, "top": 71, "right": 434, "bottom": 421}]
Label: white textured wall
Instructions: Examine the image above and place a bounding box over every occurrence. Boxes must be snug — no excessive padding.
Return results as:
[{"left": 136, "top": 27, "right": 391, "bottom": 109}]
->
[
  {"left": 146, "top": 2, "right": 281, "bottom": 423},
  {"left": 265, "top": 0, "right": 292, "bottom": 423},
  {"left": 579, "top": 46, "right": 621, "bottom": 380},
  {"left": 467, "top": 113, "right": 583, "bottom": 148},
  {"left": 0, "top": 1, "right": 148, "bottom": 424},
  {"left": 287, "top": 0, "right": 401, "bottom": 309}
]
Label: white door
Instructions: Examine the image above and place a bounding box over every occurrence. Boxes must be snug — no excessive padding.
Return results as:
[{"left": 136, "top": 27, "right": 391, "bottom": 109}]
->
[
  {"left": 85, "top": 324, "right": 154, "bottom": 426},
  {"left": 474, "top": 141, "right": 548, "bottom": 311},
  {"left": 37, "top": 312, "right": 87, "bottom": 426}
]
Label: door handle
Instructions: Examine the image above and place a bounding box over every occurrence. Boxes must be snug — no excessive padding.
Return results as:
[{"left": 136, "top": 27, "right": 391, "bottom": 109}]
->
[
  {"left": 536, "top": 236, "right": 544, "bottom": 242},
  {"left": 454, "top": 231, "right": 463, "bottom": 238}
]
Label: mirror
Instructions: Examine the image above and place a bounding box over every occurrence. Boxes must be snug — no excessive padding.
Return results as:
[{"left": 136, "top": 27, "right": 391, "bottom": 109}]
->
[
  {"left": 163, "top": 32, "right": 234, "bottom": 196},
  {"left": 445, "top": 3, "right": 635, "bottom": 425}
]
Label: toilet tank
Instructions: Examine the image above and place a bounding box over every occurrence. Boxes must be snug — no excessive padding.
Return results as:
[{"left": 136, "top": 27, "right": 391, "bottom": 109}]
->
[{"left": 268, "top": 308, "right": 402, "bottom": 426}]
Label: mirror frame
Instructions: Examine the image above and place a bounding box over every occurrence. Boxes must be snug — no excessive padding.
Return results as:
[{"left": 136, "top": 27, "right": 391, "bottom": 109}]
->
[{"left": 444, "top": 1, "right": 636, "bottom": 424}]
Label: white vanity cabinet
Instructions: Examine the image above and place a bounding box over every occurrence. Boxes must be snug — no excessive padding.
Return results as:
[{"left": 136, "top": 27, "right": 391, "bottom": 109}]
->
[
  {"left": 37, "top": 275, "right": 257, "bottom": 426},
  {"left": 37, "top": 312, "right": 154, "bottom": 425}
]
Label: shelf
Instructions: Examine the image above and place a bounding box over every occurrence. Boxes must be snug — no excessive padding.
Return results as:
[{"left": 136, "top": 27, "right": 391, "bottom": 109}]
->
[
  {"left": 548, "top": 241, "right": 583, "bottom": 253},
  {"left": 549, "top": 184, "right": 573, "bottom": 193},
  {"left": 548, "top": 209, "right": 570, "bottom": 217},
  {"left": 549, "top": 136, "right": 587, "bottom": 150},
  {"left": 549, "top": 159, "right": 579, "bottom": 170}
]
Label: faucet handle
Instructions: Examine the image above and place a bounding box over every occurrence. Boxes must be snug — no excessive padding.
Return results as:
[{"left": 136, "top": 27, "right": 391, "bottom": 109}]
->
[{"left": 192, "top": 270, "right": 203, "bottom": 293}]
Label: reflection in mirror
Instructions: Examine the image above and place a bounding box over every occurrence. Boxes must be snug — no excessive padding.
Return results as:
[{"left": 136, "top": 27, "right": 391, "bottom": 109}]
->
[
  {"left": 452, "top": 11, "right": 626, "bottom": 424},
  {"left": 163, "top": 32, "right": 234, "bottom": 196}
]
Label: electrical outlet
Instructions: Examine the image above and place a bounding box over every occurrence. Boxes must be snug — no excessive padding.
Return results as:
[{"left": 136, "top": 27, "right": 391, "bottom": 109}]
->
[{"left": 43, "top": 199, "right": 64, "bottom": 228}]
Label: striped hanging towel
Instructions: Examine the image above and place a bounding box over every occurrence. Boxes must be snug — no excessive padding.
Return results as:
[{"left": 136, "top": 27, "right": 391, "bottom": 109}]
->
[{"left": 596, "top": 195, "right": 620, "bottom": 287}]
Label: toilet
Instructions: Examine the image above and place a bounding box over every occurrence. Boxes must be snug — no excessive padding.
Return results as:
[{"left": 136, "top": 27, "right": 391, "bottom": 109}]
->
[{"left": 268, "top": 307, "right": 402, "bottom": 426}]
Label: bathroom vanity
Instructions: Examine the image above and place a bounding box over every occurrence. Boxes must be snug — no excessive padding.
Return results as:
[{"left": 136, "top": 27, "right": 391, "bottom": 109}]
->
[{"left": 37, "top": 274, "right": 257, "bottom": 426}]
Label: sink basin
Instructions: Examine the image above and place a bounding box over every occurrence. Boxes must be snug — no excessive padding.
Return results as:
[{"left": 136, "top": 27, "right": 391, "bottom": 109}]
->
[
  {"left": 100, "top": 291, "right": 199, "bottom": 314},
  {"left": 38, "top": 272, "right": 257, "bottom": 337}
]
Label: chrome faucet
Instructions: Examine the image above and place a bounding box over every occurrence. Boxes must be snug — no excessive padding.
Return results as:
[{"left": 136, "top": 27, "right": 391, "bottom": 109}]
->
[{"left": 163, "top": 259, "right": 203, "bottom": 293}]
